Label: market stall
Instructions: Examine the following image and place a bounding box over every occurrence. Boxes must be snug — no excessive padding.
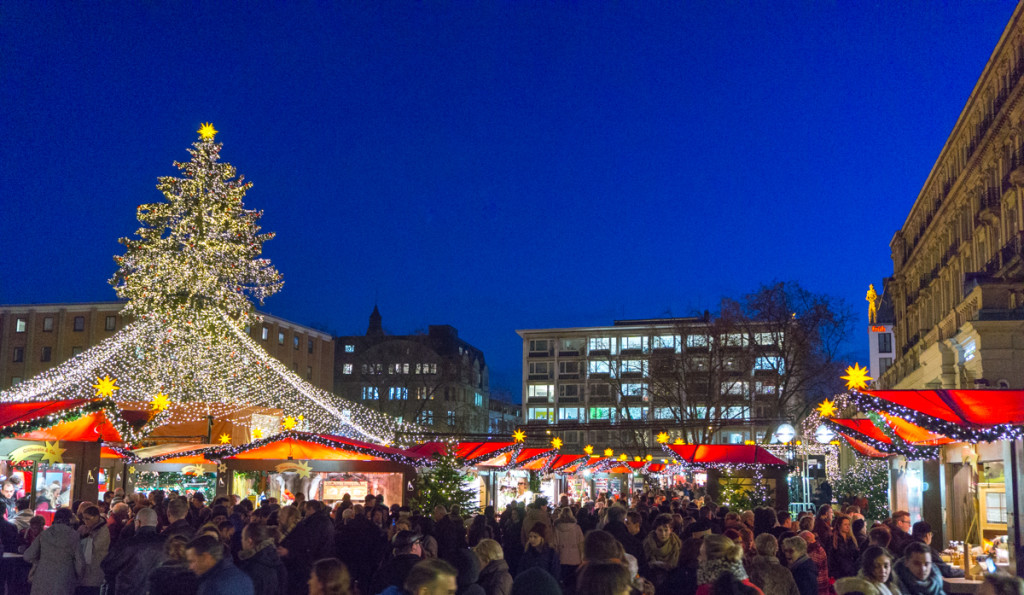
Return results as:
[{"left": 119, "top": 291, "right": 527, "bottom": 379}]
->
[
  {"left": 405, "top": 441, "right": 519, "bottom": 508},
  {"left": 209, "top": 431, "right": 421, "bottom": 506},
  {"left": 660, "top": 444, "right": 790, "bottom": 508}
]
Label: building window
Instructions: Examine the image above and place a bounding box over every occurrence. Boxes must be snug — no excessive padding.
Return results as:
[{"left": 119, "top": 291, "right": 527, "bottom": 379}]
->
[
  {"left": 10, "top": 377, "right": 21, "bottom": 387},
  {"left": 529, "top": 339, "right": 549, "bottom": 353},
  {"left": 723, "top": 333, "right": 747, "bottom": 347},
  {"left": 588, "top": 407, "right": 612, "bottom": 422},
  {"left": 528, "top": 384, "right": 554, "bottom": 401},
  {"left": 686, "top": 334, "right": 708, "bottom": 348},
  {"left": 306, "top": 366, "right": 313, "bottom": 380},
  {"left": 878, "top": 332, "right": 892, "bottom": 354},
  {"left": 344, "top": 344, "right": 355, "bottom": 353},
  {"left": 12, "top": 348, "right": 24, "bottom": 363},
  {"left": 294, "top": 336, "right": 300, "bottom": 350},
  {"left": 527, "top": 407, "right": 553, "bottom": 422},
  {"left": 417, "top": 411, "right": 433, "bottom": 425},
  {"left": 362, "top": 387, "right": 378, "bottom": 400},
  {"left": 620, "top": 336, "right": 647, "bottom": 351},
  {"left": 105, "top": 316, "right": 116, "bottom": 331},
  {"left": 879, "top": 357, "right": 893, "bottom": 375},
  {"left": 588, "top": 360, "right": 610, "bottom": 375},
  {"left": 558, "top": 361, "right": 580, "bottom": 376},
  {"left": 278, "top": 332, "right": 285, "bottom": 345},
  {"left": 588, "top": 337, "right": 612, "bottom": 352},
  {"left": 755, "top": 356, "right": 784, "bottom": 373},
  {"left": 73, "top": 317, "right": 85, "bottom": 332},
  {"left": 416, "top": 387, "right": 430, "bottom": 400},
  {"left": 262, "top": 327, "right": 269, "bottom": 341},
  {"left": 308, "top": 339, "right": 314, "bottom": 354},
  {"left": 474, "top": 392, "right": 483, "bottom": 406},
  {"left": 71, "top": 346, "right": 83, "bottom": 356},
  {"left": 343, "top": 364, "right": 353, "bottom": 375},
  {"left": 390, "top": 387, "right": 408, "bottom": 400},
  {"left": 15, "top": 318, "right": 26, "bottom": 333},
  {"left": 754, "top": 332, "right": 775, "bottom": 345},
  {"left": 619, "top": 360, "right": 646, "bottom": 375},
  {"left": 559, "top": 407, "right": 583, "bottom": 421},
  {"left": 559, "top": 384, "right": 579, "bottom": 398},
  {"left": 652, "top": 335, "right": 680, "bottom": 351},
  {"left": 528, "top": 362, "right": 550, "bottom": 377},
  {"left": 621, "top": 383, "right": 646, "bottom": 398},
  {"left": 447, "top": 411, "right": 456, "bottom": 426},
  {"left": 41, "top": 347, "right": 51, "bottom": 362},
  {"left": 43, "top": 317, "right": 53, "bottom": 332}
]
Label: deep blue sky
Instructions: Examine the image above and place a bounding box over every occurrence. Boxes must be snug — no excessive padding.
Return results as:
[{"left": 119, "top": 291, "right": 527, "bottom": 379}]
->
[{"left": 1, "top": 2, "right": 1018, "bottom": 398}]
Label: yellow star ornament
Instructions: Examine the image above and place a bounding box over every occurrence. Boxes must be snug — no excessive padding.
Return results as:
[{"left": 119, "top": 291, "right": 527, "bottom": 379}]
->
[
  {"left": 128, "top": 466, "right": 137, "bottom": 475},
  {"left": 512, "top": 429, "right": 526, "bottom": 443},
  {"left": 251, "top": 427, "right": 264, "bottom": 440},
  {"left": 604, "top": 448, "right": 614, "bottom": 457},
  {"left": 282, "top": 416, "right": 297, "bottom": 430},
  {"left": 150, "top": 392, "right": 170, "bottom": 412},
  {"left": 198, "top": 122, "right": 218, "bottom": 140},
  {"left": 656, "top": 432, "right": 669, "bottom": 444},
  {"left": 92, "top": 375, "right": 119, "bottom": 398},
  {"left": 841, "top": 363, "right": 872, "bottom": 391},
  {"left": 42, "top": 441, "right": 65, "bottom": 465},
  {"left": 218, "top": 433, "right": 231, "bottom": 445},
  {"left": 551, "top": 437, "right": 563, "bottom": 449},
  {"left": 619, "top": 453, "right": 628, "bottom": 461},
  {"left": 673, "top": 438, "right": 685, "bottom": 445},
  {"left": 583, "top": 445, "right": 594, "bottom": 456},
  {"left": 817, "top": 398, "right": 838, "bottom": 418}
]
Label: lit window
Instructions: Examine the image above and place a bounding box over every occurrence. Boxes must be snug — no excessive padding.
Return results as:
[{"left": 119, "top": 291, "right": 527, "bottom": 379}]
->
[
  {"left": 262, "top": 327, "right": 269, "bottom": 341},
  {"left": 754, "top": 332, "right": 774, "bottom": 345},
  {"left": 721, "top": 381, "right": 749, "bottom": 395},
  {"left": 621, "top": 383, "right": 647, "bottom": 398},
  {"left": 73, "top": 317, "right": 85, "bottom": 332},
  {"left": 390, "top": 387, "right": 408, "bottom": 400},
  {"left": 475, "top": 392, "right": 483, "bottom": 406},
  {"left": 686, "top": 334, "right": 708, "bottom": 348},
  {"left": 10, "top": 377, "right": 21, "bottom": 387},
  {"left": 619, "top": 360, "right": 646, "bottom": 375},
  {"left": 417, "top": 411, "right": 434, "bottom": 425},
  {"left": 278, "top": 332, "right": 284, "bottom": 345},
  {"left": 559, "top": 407, "right": 582, "bottom": 421},
  {"left": 879, "top": 357, "right": 893, "bottom": 375},
  {"left": 306, "top": 366, "right": 312, "bottom": 380},
  {"left": 652, "top": 335, "right": 679, "bottom": 350},
  {"left": 416, "top": 387, "right": 429, "bottom": 400},
  {"left": 41, "top": 347, "right": 51, "bottom": 362},
  {"left": 362, "top": 387, "right": 378, "bottom": 400},
  {"left": 528, "top": 384, "right": 554, "bottom": 400},
  {"left": 654, "top": 408, "right": 677, "bottom": 420},
  {"left": 755, "top": 356, "right": 784, "bottom": 373},
  {"left": 343, "top": 364, "right": 353, "bottom": 375},
  {"left": 345, "top": 344, "right": 355, "bottom": 353},
  {"left": 588, "top": 361, "right": 610, "bottom": 375},
  {"left": 527, "top": 407, "right": 553, "bottom": 422},
  {"left": 15, "top": 319, "right": 26, "bottom": 333},
  {"left": 620, "top": 336, "right": 647, "bottom": 351},
  {"left": 588, "top": 407, "right": 612, "bottom": 421},
  {"left": 588, "top": 337, "right": 611, "bottom": 352},
  {"left": 42, "top": 317, "right": 53, "bottom": 332},
  {"left": 105, "top": 316, "right": 116, "bottom": 331},
  {"left": 558, "top": 361, "right": 580, "bottom": 375},
  {"left": 447, "top": 411, "right": 456, "bottom": 426},
  {"left": 293, "top": 336, "right": 299, "bottom": 350},
  {"left": 722, "top": 333, "right": 747, "bottom": 347}
]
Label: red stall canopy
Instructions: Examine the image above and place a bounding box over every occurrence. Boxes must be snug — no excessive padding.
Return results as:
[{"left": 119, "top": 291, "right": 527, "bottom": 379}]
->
[
  {"left": 404, "top": 441, "right": 517, "bottom": 464},
  {"left": 213, "top": 432, "right": 419, "bottom": 463},
  {"left": 840, "top": 433, "right": 889, "bottom": 458},
  {"left": 0, "top": 399, "right": 126, "bottom": 442},
  {"left": 861, "top": 389, "right": 1024, "bottom": 427},
  {"left": 827, "top": 419, "right": 893, "bottom": 445},
  {"left": 663, "top": 444, "right": 788, "bottom": 465}
]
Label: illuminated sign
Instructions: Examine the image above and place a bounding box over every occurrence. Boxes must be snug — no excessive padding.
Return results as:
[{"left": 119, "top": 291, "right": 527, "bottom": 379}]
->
[{"left": 870, "top": 326, "right": 887, "bottom": 333}]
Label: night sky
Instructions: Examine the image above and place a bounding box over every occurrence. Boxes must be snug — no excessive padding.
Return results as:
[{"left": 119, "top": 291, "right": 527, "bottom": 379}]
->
[{"left": 0, "top": 2, "right": 1017, "bottom": 398}]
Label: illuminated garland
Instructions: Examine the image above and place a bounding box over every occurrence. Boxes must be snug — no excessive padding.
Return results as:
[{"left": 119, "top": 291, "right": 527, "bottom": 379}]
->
[
  {"left": 493, "top": 447, "right": 550, "bottom": 472},
  {"left": 463, "top": 442, "right": 521, "bottom": 466},
  {"left": 847, "top": 389, "right": 1024, "bottom": 443},
  {"left": 132, "top": 445, "right": 223, "bottom": 465},
  {"left": 101, "top": 444, "right": 138, "bottom": 462}
]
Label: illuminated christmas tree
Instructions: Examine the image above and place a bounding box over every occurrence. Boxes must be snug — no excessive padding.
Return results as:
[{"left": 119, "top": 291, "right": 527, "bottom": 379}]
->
[
  {"left": 412, "top": 453, "right": 478, "bottom": 515},
  {"left": 0, "top": 125, "right": 422, "bottom": 445},
  {"left": 110, "top": 123, "right": 282, "bottom": 328}
]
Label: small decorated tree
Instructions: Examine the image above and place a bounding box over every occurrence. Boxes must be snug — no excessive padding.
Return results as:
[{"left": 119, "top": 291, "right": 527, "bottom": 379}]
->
[
  {"left": 833, "top": 457, "right": 890, "bottom": 521},
  {"left": 412, "top": 453, "right": 478, "bottom": 515}
]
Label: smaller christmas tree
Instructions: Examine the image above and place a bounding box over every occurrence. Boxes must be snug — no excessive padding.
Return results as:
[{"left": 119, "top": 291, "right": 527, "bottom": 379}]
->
[{"left": 412, "top": 453, "right": 478, "bottom": 515}]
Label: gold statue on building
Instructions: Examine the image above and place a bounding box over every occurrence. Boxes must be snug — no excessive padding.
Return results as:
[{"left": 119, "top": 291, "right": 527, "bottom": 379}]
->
[{"left": 866, "top": 284, "right": 878, "bottom": 324}]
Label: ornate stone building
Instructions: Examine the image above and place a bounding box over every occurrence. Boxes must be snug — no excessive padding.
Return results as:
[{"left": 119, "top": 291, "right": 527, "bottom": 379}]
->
[{"left": 882, "top": 5, "right": 1024, "bottom": 389}]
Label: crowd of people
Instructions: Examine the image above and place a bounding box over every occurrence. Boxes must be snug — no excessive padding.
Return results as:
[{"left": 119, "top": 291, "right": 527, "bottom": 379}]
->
[{"left": 2, "top": 481, "right": 1023, "bottom": 595}]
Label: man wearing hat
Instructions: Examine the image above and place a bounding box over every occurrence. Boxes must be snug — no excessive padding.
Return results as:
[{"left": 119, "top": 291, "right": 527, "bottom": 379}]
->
[{"left": 370, "top": 530, "right": 424, "bottom": 595}]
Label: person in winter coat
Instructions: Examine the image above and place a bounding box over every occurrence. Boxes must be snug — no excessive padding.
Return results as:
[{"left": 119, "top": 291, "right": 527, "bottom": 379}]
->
[
  {"left": 467, "top": 516, "right": 494, "bottom": 548},
  {"left": 473, "top": 539, "right": 512, "bottom": 595},
  {"left": 799, "top": 530, "right": 831, "bottom": 595},
  {"left": 147, "top": 535, "right": 199, "bottom": 595},
  {"left": 551, "top": 507, "right": 584, "bottom": 585},
  {"left": 695, "top": 534, "right": 764, "bottom": 595},
  {"left": 307, "top": 558, "right": 351, "bottom": 595},
  {"left": 844, "top": 546, "right": 902, "bottom": 595},
  {"left": 238, "top": 522, "right": 288, "bottom": 595},
  {"left": 103, "top": 507, "right": 168, "bottom": 595},
  {"left": 746, "top": 534, "right": 798, "bottom": 595},
  {"left": 76, "top": 505, "right": 111, "bottom": 595},
  {"left": 452, "top": 548, "right": 486, "bottom": 595},
  {"left": 782, "top": 535, "right": 818, "bottom": 595},
  {"left": 827, "top": 514, "right": 862, "bottom": 580},
  {"left": 24, "top": 508, "right": 83, "bottom": 595},
  {"left": 517, "top": 523, "right": 560, "bottom": 582},
  {"left": 813, "top": 505, "right": 833, "bottom": 547},
  {"left": 279, "top": 502, "right": 334, "bottom": 595},
  {"left": 500, "top": 507, "right": 524, "bottom": 574},
  {"left": 369, "top": 531, "right": 424, "bottom": 595},
  {"left": 642, "top": 513, "right": 682, "bottom": 572},
  {"left": 187, "top": 534, "right": 255, "bottom": 595},
  {"left": 893, "top": 542, "right": 940, "bottom": 595}
]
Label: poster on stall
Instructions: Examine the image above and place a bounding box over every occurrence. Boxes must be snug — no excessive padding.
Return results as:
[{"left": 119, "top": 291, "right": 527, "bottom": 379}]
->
[{"left": 323, "top": 480, "right": 367, "bottom": 502}]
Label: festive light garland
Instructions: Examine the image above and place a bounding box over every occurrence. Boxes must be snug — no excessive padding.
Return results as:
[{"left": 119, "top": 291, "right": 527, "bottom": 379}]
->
[
  {"left": 0, "top": 399, "right": 129, "bottom": 441},
  {"left": 207, "top": 430, "right": 423, "bottom": 466},
  {"left": 0, "top": 126, "right": 425, "bottom": 446}
]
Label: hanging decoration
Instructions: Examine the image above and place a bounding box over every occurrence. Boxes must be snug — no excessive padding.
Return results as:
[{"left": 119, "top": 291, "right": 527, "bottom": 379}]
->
[
  {"left": 274, "top": 461, "right": 312, "bottom": 478},
  {"left": 512, "top": 429, "right": 526, "bottom": 443},
  {"left": 841, "top": 363, "right": 872, "bottom": 391}
]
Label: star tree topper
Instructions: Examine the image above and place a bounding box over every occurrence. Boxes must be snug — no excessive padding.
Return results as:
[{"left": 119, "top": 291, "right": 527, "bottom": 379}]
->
[{"left": 198, "top": 122, "right": 218, "bottom": 140}]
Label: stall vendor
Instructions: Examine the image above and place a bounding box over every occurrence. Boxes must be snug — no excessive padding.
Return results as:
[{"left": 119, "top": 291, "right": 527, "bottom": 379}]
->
[{"left": 515, "top": 478, "right": 535, "bottom": 504}]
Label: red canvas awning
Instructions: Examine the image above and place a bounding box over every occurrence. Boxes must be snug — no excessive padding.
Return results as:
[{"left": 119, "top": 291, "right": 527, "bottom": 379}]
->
[
  {"left": 0, "top": 400, "right": 126, "bottom": 442},
  {"left": 215, "top": 432, "right": 416, "bottom": 462},
  {"left": 880, "top": 413, "right": 955, "bottom": 446},
  {"left": 662, "top": 444, "right": 788, "bottom": 465},
  {"left": 547, "top": 454, "right": 587, "bottom": 472},
  {"left": 862, "top": 389, "right": 1024, "bottom": 427},
  {"left": 828, "top": 419, "right": 893, "bottom": 445},
  {"left": 404, "top": 441, "right": 517, "bottom": 463},
  {"left": 840, "top": 433, "right": 888, "bottom": 458}
]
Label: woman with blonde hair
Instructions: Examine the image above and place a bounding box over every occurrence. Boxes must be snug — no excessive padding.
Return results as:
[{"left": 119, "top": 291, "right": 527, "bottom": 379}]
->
[
  {"left": 474, "top": 539, "right": 512, "bottom": 595},
  {"left": 827, "top": 514, "right": 861, "bottom": 580},
  {"left": 696, "top": 533, "right": 764, "bottom": 595},
  {"left": 276, "top": 505, "right": 301, "bottom": 539}
]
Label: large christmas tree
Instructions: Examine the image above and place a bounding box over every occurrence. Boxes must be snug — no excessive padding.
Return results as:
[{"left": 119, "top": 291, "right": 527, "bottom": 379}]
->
[{"left": 0, "top": 125, "right": 422, "bottom": 445}]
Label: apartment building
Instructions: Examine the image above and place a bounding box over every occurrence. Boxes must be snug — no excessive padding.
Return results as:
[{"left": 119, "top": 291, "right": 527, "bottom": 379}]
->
[
  {"left": 882, "top": 6, "right": 1024, "bottom": 389},
  {"left": 516, "top": 317, "right": 789, "bottom": 451}
]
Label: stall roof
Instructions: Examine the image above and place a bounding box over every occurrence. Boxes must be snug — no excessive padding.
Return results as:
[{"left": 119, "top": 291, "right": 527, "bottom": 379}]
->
[
  {"left": 662, "top": 444, "right": 788, "bottom": 465},
  {"left": 0, "top": 399, "right": 126, "bottom": 442},
  {"left": 476, "top": 447, "right": 552, "bottom": 468},
  {"left": 828, "top": 419, "right": 893, "bottom": 445},
  {"left": 862, "top": 389, "right": 1024, "bottom": 427},
  {"left": 403, "top": 441, "right": 517, "bottom": 463},
  {"left": 879, "top": 413, "right": 955, "bottom": 446},
  {"left": 840, "top": 433, "right": 888, "bottom": 458},
  {"left": 212, "top": 432, "right": 418, "bottom": 463},
  {"left": 132, "top": 443, "right": 220, "bottom": 465}
]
